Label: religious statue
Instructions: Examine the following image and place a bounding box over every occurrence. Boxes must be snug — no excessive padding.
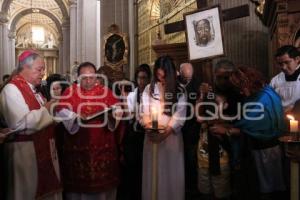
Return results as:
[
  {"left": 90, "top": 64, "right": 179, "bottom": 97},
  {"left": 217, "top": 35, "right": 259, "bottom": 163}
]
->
[
  {"left": 70, "top": 61, "right": 79, "bottom": 83},
  {"left": 41, "top": 33, "right": 56, "bottom": 49},
  {"left": 15, "top": 34, "right": 31, "bottom": 48}
]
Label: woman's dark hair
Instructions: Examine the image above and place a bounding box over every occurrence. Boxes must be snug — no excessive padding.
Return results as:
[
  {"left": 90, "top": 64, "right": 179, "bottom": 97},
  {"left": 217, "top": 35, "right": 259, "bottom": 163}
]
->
[
  {"left": 134, "top": 64, "right": 152, "bottom": 104},
  {"left": 77, "top": 62, "right": 97, "bottom": 76},
  {"left": 275, "top": 45, "right": 300, "bottom": 59},
  {"left": 150, "top": 56, "right": 184, "bottom": 115},
  {"left": 230, "top": 66, "right": 266, "bottom": 96},
  {"left": 2, "top": 74, "right": 10, "bottom": 82},
  {"left": 134, "top": 63, "right": 152, "bottom": 83},
  {"left": 44, "top": 74, "right": 67, "bottom": 101}
]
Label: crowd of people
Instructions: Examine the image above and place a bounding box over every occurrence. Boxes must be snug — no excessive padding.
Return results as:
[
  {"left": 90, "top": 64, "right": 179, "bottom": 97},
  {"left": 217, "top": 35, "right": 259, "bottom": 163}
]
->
[{"left": 0, "top": 45, "right": 299, "bottom": 200}]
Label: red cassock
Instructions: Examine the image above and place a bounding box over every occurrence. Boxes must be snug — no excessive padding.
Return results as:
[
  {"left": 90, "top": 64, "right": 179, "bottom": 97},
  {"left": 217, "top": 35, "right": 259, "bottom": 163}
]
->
[{"left": 58, "top": 83, "right": 120, "bottom": 193}]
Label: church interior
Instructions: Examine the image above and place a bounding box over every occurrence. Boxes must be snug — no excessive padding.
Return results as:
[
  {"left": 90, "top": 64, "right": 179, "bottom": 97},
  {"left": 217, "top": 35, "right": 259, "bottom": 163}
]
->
[
  {"left": 0, "top": 0, "right": 300, "bottom": 200},
  {"left": 0, "top": 0, "right": 299, "bottom": 79}
]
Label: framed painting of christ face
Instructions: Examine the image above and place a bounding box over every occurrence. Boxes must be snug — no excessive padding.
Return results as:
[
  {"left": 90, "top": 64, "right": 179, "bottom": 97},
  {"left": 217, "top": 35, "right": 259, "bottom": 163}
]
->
[{"left": 184, "top": 5, "right": 225, "bottom": 61}]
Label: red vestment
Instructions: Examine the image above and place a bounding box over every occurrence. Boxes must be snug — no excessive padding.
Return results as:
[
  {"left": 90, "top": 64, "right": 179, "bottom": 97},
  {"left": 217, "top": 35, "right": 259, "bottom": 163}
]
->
[
  {"left": 58, "top": 83, "right": 120, "bottom": 193},
  {"left": 10, "top": 75, "right": 61, "bottom": 199}
]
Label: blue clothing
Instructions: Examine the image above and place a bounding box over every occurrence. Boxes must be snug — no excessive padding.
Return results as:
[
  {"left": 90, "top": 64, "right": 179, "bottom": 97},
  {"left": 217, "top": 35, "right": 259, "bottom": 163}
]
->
[
  {"left": 234, "top": 86, "right": 285, "bottom": 140},
  {"left": 233, "top": 86, "right": 286, "bottom": 193}
]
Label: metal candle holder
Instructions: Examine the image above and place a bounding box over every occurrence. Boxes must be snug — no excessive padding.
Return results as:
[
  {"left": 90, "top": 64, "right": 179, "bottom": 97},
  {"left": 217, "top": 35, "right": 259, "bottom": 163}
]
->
[
  {"left": 279, "top": 131, "right": 300, "bottom": 200},
  {"left": 279, "top": 131, "right": 300, "bottom": 150}
]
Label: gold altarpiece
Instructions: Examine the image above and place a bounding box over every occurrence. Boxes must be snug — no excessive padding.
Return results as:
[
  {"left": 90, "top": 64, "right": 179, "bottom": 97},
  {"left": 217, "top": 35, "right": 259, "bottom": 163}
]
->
[
  {"left": 261, "top": 0, "right": 300, "bottom": 76},
  {"left": 138, "top": 0, "right": 198, "bottom": 65}
]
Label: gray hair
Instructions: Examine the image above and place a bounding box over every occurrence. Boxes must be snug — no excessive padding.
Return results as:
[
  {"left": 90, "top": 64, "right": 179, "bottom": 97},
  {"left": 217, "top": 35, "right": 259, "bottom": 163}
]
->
[
  {"left": 179, "top": 63, "right": 193, "bottom": 74},
  {"left": 17, "top": 53, "right": 40, "bottom": 72}
]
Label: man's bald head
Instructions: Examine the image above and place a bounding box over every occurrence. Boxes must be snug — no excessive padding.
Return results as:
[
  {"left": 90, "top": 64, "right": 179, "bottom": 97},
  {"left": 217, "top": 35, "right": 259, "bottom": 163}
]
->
[{"left": 180, "top": 63, "right": 193, "bottom": 83}]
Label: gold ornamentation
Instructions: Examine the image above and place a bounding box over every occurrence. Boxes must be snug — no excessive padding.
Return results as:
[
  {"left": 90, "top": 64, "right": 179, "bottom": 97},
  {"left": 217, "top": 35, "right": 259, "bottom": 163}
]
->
[{"left": 103, "top": 24, "right": 128, "bottom": 72}]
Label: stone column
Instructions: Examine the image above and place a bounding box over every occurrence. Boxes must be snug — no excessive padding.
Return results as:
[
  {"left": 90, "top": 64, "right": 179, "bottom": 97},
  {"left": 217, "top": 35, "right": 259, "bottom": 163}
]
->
[
  {"left": 0, "top": 11, "right": 9, "bottom": 78},
  {"left": 58, "top": 36, "right": 63, "bottom": 73},
  {"left": 96, "top": 0, "right": 101, "bottom": 68},
  {"left": 128, "top": 0, "right": 138, "bottom": 80},
  {"left": 76, "top": 0, "right": 83, "bottom": 62},
  {"left": 62, "top": 18, "right": 70, "bottom": 74},
  {"left": 76, "top": 0, "right": 101, "bottom": 65},
  {"left": 69, "top": 0, "right": 78, "bottom": 67},
  {"left": 8, "top": 31, "right": 16, "bottom": 74}
]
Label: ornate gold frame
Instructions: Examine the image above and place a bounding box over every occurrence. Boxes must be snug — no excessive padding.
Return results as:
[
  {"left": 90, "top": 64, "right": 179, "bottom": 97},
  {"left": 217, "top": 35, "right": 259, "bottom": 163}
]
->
[{"left": 103, "top": 24, "right": 129, "bottom": 71}]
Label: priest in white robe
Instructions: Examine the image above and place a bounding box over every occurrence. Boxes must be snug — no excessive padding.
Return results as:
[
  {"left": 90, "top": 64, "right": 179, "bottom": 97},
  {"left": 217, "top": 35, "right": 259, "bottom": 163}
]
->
[{"left": 270, "top": 45, "right": 300, "bottom": 112}]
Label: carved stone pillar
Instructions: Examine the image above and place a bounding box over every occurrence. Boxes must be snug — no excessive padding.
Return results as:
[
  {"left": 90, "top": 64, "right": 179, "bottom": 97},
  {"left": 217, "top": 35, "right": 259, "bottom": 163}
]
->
[
  {"left": 69, "top": 0, "right": 78, "bottom": 66},
  {"left": 8, "top": 31, "right": 16, "bottom": 74},
  {"left": 58, "top": 36, "right": 64, "bottom": 73},
  {"left": 0, "top": 12, "right": 9, "bottom": 78},
  {"left": 128, "top": 0, "right": 138, "bottom": 80},
  {"left": 79, "top": 0, "right": 100, "bottom": 64},
  {"left": 62, "top": 18, "right": 70, "bottom": 74}
]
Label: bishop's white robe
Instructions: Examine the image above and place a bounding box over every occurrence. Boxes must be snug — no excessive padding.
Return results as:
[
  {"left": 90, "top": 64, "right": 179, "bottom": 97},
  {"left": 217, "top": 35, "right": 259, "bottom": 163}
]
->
[{"left": 0, "top": 83, "right": 62, "bottom": 200}]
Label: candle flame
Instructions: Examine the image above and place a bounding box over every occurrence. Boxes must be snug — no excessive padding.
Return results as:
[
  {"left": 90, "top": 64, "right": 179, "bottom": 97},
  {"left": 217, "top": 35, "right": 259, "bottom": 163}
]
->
[
  {"left": 151, "top": 106, "right": 158, "bottom": 114},
  {"left": 287, "top": 114, "right": 295, "bottom": 120}
]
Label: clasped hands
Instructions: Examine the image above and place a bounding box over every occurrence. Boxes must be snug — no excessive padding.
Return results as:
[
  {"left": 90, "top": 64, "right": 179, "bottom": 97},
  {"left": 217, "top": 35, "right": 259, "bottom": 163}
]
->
[
  {"left": 144, "top": 123, "right": 174, "bottom": 144},
  {"left": 209, "top": 123, "right": 229, "bottom": 135}
]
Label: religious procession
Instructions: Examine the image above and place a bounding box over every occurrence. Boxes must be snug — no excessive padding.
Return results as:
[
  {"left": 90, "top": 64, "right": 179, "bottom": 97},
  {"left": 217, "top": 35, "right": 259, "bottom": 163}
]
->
[{"left": 0, "top": 0, "right": 300, "bottom": 200}]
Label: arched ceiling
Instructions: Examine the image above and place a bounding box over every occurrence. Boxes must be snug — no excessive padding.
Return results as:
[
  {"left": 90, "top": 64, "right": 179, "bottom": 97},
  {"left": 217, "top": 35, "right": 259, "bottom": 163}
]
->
[
  {"left": 16, "top": 21, "right": 59, "bottom": 46},
  {"left": 16, "top": 13, "right": 58, "bottom": 33},
  {"left": 1, "top": 0, "right": 69, "bottom": 21},
  {"left": 4, "top": 0, "right": 69, "bottom": 39},
  {"left": 10, "top": 8, "right": 62, "bottom": 37},
  {"left": 13, "top": 0, "right": 59, "bottom": 9},
  {"left": 8, "top": 0, "right": 63, "bottom": 21}
]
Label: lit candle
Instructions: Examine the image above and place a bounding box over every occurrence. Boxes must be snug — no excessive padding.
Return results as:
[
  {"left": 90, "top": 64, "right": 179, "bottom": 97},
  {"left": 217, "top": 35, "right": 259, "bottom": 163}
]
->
[
  {"left": 151, "top": 106, "right": 158, "bottom": 129},
  {"left": 287, "top": 115, "right": 299, "bottom": 132},
  {"left": 286, "top": 114, "right": 299, "bottom": 200}
]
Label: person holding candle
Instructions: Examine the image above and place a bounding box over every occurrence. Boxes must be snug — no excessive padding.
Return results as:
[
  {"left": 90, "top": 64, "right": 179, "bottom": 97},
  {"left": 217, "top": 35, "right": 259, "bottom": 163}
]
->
[
  {"left": 140, "top": 56, "right": 187, "bottom": 200},
  {"left": 270, "top": 46, "right": 300, "bottom": 200},
  {"left": 210, "top": 67, "right": 286, "bottom": 200}
]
